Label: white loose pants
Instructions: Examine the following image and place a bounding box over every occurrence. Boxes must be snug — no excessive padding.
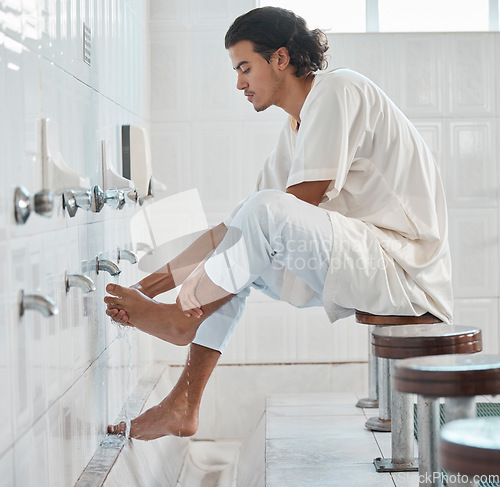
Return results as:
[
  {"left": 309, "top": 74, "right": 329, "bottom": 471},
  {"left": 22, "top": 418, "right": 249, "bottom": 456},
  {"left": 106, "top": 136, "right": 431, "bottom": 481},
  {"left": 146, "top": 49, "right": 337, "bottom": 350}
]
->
[{"left": 192, "top": 190, "right": 333, "bottom": 353}]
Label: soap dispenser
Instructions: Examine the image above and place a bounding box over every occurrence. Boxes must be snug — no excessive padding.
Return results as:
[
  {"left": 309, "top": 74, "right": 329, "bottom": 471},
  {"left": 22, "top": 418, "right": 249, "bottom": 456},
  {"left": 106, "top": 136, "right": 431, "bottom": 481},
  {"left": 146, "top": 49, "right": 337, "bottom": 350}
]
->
[
  {"left": 41, "top": 118, "right": 90, "bottom": 193},
  {"left": 121, "top": 125, "right": 158, "bottom": 199}
]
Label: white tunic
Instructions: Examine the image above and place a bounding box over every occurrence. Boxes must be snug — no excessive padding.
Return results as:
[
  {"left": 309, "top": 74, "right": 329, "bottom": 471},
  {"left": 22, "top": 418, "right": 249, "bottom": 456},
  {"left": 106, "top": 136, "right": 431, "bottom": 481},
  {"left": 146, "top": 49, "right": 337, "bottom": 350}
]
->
[{"left": 254, "top": 69, "right": 453, "bottom": 323}]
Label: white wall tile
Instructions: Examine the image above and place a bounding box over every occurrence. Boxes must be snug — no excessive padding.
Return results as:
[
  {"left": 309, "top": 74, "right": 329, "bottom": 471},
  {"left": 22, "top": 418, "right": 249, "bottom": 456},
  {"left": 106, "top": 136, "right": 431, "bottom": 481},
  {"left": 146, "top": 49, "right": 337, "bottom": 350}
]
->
[
  {"left": 150, "top": 31, "right": 191, "bottom": 122},
  {"left": 190, "top": 31, "right": 239, "bottom": 120},
  {"left": 446, "top": 34, "right": 495, "bottom": 116},
  {"left": 189, "top": 0, "right": 248, "bottom": 31},
  {"left": 2, "top": 0, "right": 23, "bottom": 41},
  {"left": 453, "top": 298, "right": 499, "bottom": 354},
  {"left": 191, "top": 121, "right": 243, "bottom": 214},
  {"left": 240, "top": 120, "right": 285, "bottom": 195},
  {"left": 245, "top": 300, "right": 298, "bottom": 363},
  {"left": 448, "top": 209, "right": 499, "bottom": 299},
  {"left": 150, "top": 0, "right": 189, "bottom": 32},
  {"left": 0, "top": 449, "right": 14, "bottom": 487},
  {"left": 340, "top": 34, "right": 396, "bottom": 101},
  {"left": 411, "top": 120, "right": 444, "bottom": 169},
  {"left": 151, "top": 122, "right": 192, "bottom": 196},
  {"left": 0, "top": 242, "right": 13, "bottom": 456},
  {"left": 395, "top": 34, "right": 444, "bottom": 117},
  {"left": 497, "top": 34, "right": 500, "bottom": 117},
  {"left": 297, "top": 312, "right": 367, "bottom": 363},
  {"left": 446, "top": 120, "right": 497, "bottom": 208}
]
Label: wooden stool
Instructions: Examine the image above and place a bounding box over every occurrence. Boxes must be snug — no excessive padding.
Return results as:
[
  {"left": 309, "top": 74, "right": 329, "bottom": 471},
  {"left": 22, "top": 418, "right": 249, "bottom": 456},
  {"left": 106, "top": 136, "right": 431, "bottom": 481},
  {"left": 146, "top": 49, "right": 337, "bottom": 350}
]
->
[
  {"left": 371, "top": 324, "right": 482, "bottom": 473},
  {"left": 394, "top": 354, "right": 500, "bottom": 487},
  {"left": 355, "top": 311, "right": 441, "bottom": 423},
  {"left": 440, "top": 417, "right": 500, "bottom": 485}
]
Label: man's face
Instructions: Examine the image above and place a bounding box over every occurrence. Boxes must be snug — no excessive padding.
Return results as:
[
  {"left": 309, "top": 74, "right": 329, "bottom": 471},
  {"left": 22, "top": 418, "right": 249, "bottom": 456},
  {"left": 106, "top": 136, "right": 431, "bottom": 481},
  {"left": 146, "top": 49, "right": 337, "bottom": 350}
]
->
[{"left": 228, "top": 40, "right": 283, "bottom": 112}]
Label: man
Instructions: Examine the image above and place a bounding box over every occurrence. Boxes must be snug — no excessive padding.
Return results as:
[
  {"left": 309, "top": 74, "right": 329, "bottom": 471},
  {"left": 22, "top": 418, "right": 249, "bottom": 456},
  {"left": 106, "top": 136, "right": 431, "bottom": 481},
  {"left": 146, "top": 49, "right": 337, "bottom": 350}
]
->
[{"left": 105, "top": 6, "right": 453, "bottom": 440}]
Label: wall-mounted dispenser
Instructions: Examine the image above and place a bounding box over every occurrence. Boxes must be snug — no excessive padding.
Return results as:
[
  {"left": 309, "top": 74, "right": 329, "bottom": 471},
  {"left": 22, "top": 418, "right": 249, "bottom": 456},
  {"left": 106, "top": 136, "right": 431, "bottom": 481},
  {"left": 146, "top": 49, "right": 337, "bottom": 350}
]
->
[
  {"left": 121, "top": 124, "right": 168, "bottom": 201},
  {"left": 14, "top": 186, "right": 54, "bottom": 224},
  {"left": 100, "top": 139, "right": 138, "bottom": 208},
  {"left": 41, "top": 118, "right": 90, "bottom": 193}
]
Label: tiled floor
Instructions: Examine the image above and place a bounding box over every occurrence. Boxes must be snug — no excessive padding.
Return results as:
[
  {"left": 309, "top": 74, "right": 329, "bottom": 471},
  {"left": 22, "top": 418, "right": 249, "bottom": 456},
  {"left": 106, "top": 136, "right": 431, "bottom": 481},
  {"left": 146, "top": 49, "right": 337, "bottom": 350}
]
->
[{"left": 265, "top": 392, "right": 420, "bottom": 487}]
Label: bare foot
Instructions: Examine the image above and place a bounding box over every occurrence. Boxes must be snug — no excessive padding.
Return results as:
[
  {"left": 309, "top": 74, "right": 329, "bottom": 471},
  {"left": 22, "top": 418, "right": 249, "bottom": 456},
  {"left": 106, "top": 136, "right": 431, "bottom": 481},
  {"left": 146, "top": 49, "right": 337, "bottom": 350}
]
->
[
  {"left": 108, "top": 388, "right": 199, "bottom": 440},
  {"left": 104, "top": 284, "right": 197, "bottom": 345}
]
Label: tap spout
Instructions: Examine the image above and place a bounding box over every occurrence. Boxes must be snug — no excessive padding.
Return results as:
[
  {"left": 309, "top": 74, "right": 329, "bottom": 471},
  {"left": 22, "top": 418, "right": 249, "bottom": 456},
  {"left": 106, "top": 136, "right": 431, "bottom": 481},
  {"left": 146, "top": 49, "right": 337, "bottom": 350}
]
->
[
  {"left": 65, "top": 272, "right": 96, "bottom": 293},
  {"left": 96, "top": 257, "right": 121, "bottom": 276},
  {"left": 19, "top": 291, "right": 59, "bottom": 317},
  {"left": 118, "top": 249, "right": 138, "bottom": 264}
]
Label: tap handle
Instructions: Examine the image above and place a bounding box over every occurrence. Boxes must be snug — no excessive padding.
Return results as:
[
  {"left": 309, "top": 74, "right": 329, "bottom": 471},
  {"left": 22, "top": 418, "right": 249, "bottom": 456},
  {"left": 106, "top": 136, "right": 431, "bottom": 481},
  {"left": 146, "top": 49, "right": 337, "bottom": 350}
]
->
[
  {"left": 62, "top": 190, "right": 78, "bottom": 217},
  {"left": 19, "top": 290, "right": 59, "bottom": 317},
  {"left": 89, "top": 185, "right": 105, "bottom": 213},
  {"left": 14, "top": 186, "right": 31, "bottom": 224},
  {"left": 105, "top": 189, "right": 126, "bottom": 210},
  {"left": 33, "top": 189, "right": 54, "bottom": 217}
]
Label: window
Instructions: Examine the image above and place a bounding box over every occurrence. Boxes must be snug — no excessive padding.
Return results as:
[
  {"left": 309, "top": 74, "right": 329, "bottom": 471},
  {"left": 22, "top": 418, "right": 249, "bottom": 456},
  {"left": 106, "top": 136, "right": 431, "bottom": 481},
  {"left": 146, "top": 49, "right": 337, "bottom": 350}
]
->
[{"left": 259, "top": 0, "right": 499, "bottom": 32}]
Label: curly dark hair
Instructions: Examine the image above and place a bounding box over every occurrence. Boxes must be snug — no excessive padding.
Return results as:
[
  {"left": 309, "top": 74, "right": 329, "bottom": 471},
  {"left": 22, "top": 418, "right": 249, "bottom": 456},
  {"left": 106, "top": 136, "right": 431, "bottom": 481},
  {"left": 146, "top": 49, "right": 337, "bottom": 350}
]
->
[{"left": 225, "top": 7, "right": 329, "bottom": 78}]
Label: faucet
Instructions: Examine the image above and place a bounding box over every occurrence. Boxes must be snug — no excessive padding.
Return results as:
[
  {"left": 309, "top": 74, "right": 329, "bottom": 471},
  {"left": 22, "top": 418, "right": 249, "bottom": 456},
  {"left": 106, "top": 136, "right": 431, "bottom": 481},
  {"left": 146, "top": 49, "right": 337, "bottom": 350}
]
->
[
  {"left": 95, "top": 256, "right": 121, "bottom": 276},
  {"left": 19, "top": 291, "right": 59, "bottom": 317},
  {"left": 65, "top": 272, "right": 96, "bottom": 293},
  {"left": 117, "top": 249, "right": 138, "bottom": 264}
]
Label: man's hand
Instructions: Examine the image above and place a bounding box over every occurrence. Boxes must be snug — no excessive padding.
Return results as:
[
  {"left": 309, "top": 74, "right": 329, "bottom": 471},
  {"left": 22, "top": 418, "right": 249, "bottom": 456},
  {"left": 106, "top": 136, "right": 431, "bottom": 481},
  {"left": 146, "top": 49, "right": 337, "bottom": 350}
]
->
[{"left": 176, "top": 258, "right": 209, "bottom": 318}]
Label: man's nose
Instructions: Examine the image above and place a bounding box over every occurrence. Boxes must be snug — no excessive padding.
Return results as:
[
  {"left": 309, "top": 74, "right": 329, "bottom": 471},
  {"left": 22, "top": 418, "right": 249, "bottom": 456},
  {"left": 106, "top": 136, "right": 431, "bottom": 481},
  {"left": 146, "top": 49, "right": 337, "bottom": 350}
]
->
[{"left": 236, "top": 74, "right": 247, "bottom": 91}]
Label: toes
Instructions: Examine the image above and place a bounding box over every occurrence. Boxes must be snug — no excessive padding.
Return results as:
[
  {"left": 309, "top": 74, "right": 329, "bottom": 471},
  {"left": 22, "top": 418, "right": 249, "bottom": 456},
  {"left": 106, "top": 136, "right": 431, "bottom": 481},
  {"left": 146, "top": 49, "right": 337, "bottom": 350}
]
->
[
  {"left": 108, "top": 422, "right": 126, "bottom": 435},
  {"left": 106, "top": 283, "right": 125, "bottom": 296}
]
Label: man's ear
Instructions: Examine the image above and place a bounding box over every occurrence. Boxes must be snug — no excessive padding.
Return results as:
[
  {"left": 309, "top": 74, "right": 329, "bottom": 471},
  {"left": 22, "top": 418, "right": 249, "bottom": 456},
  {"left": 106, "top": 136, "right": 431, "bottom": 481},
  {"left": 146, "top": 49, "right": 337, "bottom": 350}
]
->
[{"left": 275, "top": 46, "right": 290, "bottom": 71}]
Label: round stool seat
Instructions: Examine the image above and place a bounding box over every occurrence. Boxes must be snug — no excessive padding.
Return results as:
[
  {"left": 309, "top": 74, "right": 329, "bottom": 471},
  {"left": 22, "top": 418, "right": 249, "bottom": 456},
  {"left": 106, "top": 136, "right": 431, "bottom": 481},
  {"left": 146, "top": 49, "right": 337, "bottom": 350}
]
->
[
  {"left": 440, "top": 417, "right": 500, "bottom": 476},
  {"left": 372, "top": 324, "right": 482, "bottom": 359},
  {"left": 394, "top": 354, "right": 500, "bottom": 397},
  {"left": 355, "top": 310, "right": 441, "bottom": 325}
]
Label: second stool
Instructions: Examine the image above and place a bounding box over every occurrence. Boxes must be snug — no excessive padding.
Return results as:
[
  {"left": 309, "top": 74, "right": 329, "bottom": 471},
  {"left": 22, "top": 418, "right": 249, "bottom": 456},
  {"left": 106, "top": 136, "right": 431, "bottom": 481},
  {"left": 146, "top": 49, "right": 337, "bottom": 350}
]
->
[
  {"left": 394, "top": 354, "right": 500, "bottom": 487},
  {"left": 370, "top": 324, "right": 482, "bottom": 472}
]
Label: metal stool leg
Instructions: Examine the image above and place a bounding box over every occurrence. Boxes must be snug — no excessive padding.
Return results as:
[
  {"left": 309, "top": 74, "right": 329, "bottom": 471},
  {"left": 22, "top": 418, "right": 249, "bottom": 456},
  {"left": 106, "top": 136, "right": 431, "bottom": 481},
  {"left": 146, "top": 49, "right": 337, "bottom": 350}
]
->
[
  {"left": 374, "top": 360, "right": 417, "bottom": 471},
  {"left": 418, "top": 396, "right": 441, "bottom": 487},
  {"left": 356, "top": 326, "right": 379, "bottom": 408},
  {"left": 443, "top": 397, "right": 477, "bottom": 487},
  {"left": 365, "top": 357, "right": 391, "bottom": 431}
]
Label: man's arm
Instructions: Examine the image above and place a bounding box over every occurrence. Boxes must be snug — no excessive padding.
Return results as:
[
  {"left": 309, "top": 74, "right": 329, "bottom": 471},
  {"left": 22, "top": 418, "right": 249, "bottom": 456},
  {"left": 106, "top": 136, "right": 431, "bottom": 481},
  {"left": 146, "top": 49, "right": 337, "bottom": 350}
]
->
[{"left": 286, "top": 180, "right": 331, "bottom": 207}]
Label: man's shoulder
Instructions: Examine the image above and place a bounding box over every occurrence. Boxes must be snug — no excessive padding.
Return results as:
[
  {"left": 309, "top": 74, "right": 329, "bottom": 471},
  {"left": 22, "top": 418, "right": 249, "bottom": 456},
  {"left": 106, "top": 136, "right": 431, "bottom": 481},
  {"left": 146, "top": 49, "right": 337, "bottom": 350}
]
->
[{"left": 315, "top": 68, "right": 371, "bottom": 89}]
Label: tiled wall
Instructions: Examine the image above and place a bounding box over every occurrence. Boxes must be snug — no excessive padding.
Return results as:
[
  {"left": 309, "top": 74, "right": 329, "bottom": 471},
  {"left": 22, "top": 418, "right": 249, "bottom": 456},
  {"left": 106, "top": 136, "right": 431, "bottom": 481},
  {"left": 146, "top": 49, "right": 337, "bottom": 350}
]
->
[
  {"left": 0, "top": 1, "right": 152, "bottom": 485},
  {"left": 2, "top": 0, "right": 499, "bottom": 483},
  {"left": 149, "top": 1, "right": 500, "bottom": 440}
]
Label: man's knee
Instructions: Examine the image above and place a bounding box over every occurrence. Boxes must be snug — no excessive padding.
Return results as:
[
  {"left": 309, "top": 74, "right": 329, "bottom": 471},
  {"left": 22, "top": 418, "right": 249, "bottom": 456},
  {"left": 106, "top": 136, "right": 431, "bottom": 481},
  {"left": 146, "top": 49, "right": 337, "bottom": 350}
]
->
[{"left": 240, "top": 189, "right": 289, "bottom": 220}]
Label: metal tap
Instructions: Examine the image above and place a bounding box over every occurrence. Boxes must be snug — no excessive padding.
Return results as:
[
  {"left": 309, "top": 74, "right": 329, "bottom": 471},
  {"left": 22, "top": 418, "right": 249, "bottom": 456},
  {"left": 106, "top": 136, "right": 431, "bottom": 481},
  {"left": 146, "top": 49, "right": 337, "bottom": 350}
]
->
[
  {"left": 95, "top": 256, "right": 121, "bottom": 276},
  {"left": 117, "top": 249, "right": 138, "bottom": 264},
  {"left": 19, "top": 290, "right": 59, "bottom": 317},
  {"left": 65, "top": 272, "right": 96, "bottom": 293}
]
